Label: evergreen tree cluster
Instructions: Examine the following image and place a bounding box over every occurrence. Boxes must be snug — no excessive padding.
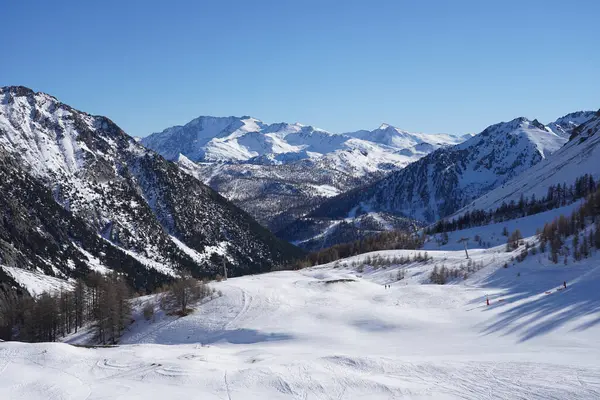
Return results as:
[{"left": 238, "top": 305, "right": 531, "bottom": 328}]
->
[
  {"left": 0, "top": 273, "right": 221, "bottom": 343},
  {"left": 344, "top": 252, "right": 431, "bottom": 271},
  {"left": 293, "top": 231, "right": 424, "bottom": 268},
  {"left": 539, "top": 184, "right": 600, "bottom": 264},
  {"left": 428, "top": 174, "right": 597, "bottom": 235},
  {"left": 158, "top": 277, "right": 215, "bottom": 316}
]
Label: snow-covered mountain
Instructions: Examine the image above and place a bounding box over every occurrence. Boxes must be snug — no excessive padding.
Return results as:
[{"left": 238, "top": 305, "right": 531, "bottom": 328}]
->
[
  {"left": 142, "top": 116, "right": 463, "bottom": 167},
  {"left": 0, "top": 87, "right": 302, "bottom": 293},
  {"left": 0, "top": 145, "right": 171, "bottom": 293},
  {"left": 547, "top": 111, "right": 596, "bottom": 138},
  {"left": 451, "top": 110, "right": 600, "bottom": 219},
  {"left": 344, "top": 123, "right": 468, "bottom": 150},
  {"left": 280, "top": 117, "right": 568, "bottom": 250},
  {"left": 143, "top": 116, "right": 464, "bottom": 230},
  {"left": 176, "top": 155, "right": 372, "bottom": 232}
]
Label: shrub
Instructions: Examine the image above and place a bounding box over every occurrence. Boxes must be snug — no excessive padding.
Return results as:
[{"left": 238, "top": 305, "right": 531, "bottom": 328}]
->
[
  {"left": 142, "top": 301, "right": 155, "bottom": 321},
  {"left": 396, "top": 269, "right": 405, "bottom": 281}
]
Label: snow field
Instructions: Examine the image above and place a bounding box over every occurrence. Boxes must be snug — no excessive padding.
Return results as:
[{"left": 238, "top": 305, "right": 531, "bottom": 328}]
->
[{"left": 3, "top": 237, "right": 600, "bottom": 399}]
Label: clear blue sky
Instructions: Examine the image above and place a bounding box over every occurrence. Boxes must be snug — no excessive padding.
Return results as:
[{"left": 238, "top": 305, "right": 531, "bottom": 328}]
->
[{"left": 1, "top": 0, "right": 598, "bottom": 136}]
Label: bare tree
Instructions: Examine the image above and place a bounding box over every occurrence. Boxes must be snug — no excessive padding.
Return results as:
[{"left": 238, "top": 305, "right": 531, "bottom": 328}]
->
[
  {"left": 161, "top": 278, "right": 212, "bottom": 316},
  {"left": 0, "top": 285, "right": 21, "bottom": 340},
  {"left": 73, "top": 279, "right": 86, "bottom": 333},
  {"left": 93, "top": 274, "right": 132, "bottom": 344}
]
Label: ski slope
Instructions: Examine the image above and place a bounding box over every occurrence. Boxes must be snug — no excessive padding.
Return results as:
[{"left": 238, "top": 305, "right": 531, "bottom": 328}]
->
[{"left": 2, "top": 242, "right": 600, "bottom": 399}]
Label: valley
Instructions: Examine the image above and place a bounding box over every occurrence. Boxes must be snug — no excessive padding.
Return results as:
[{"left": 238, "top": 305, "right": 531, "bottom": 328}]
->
[
  {"left": 2, "top": 3, "right": 599, "bottom": 398},
  {"left": 0, "top": 86, "right": 598, "bottom": 400}
]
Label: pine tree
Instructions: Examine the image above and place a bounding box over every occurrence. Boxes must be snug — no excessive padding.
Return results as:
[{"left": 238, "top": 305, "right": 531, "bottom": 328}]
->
[
  {"left": 581, "top": 236, "right": 590, "bottom": 258},
  {"left": 573, "top": 235, "right": 581, "bottom": 261}
]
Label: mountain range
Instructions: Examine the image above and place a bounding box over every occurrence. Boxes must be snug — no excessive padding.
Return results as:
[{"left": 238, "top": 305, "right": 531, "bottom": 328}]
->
[
  {"left": 276, "top": 114, "right": 593, "bottom": 250},
  {"left": 142, "top": 116, "right": 465, "bottom": 231},
  {"left": 1, "top": 84, "right": 598, "bottom": 293},
  {"left": 0, "top": 86, "right": 302, "bottom": 292},
  {"left": 141, "top": 116, "right": 465, "bottom": 167},
  {"left": 451, "top": 110, "right": 600, "bottom": 220}
]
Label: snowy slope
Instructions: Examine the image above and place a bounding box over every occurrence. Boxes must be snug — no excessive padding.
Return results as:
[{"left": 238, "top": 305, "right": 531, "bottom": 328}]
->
[
  {"left": 4, "top": 221, "right": 600, "bottom": 399},
  {"left": 0, "top": 86, "right": 302, "bottom": 293},
  {"left": 281, "top": 117, "right": 567, "bottom": 249},
  {"left": 453, "top": 111, "right": 600, "bottom": 219}
]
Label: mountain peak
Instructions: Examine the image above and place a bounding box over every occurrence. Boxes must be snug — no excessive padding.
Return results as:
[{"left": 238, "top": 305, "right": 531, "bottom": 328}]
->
[
  {"left": 478, "top": 117, "right": 548, "bottom": 139},
  {"left": 1, "top": 85, "right": 35, "bottom": 96},
  {"left": 548, "top": 110, "right": 596, "bottom": 138},
  {"left": 1, "top": 85, "right": 63, "bottom": 107},
  {"left": 530, "top": 119, "right": 546, "bottom": 130}
]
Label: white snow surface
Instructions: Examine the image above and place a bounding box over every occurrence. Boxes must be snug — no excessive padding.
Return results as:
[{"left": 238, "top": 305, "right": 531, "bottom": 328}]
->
[
  {"left": 4, "top": 226, "right": 600, "bottom": 398},
  {"left": 142, "top": 116, "right": 464, "bottom": 177},
  {"left": 1, "top": 266, "right": 73, "bottom": 296}
]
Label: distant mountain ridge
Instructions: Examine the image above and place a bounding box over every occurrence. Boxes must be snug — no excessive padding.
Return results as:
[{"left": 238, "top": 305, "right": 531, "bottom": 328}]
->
[
  {"left": 142, "top": 115, "right": 464, "bottom": 168},
  {"left": 1, "top": 84, "right": 594, "bottom": 294},
  {"left": 142, "top": 112, "right": 595, "bottom": 250},
  {"left": 278, "top": 116, "right": 574, "bottom": 250},
  {"left": 143, "top": 116, "right": 465, "bottom": 231}
]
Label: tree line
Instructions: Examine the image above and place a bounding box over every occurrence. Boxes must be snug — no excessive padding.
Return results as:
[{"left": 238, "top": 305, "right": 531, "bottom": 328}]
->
[
  {"left": 0, "top": 273, "right": 217, "bottom": 344},
  {"left": 292, "top": 230, "right": 424, "bottom": 268},
  {"left": 339, "top": 251, "right": 431, "bottom": 273},
  {"left": 539, "top": 183, "right": 600, "bottom": 264},
  {"left": 428, "top": 174, "right": 597, "bottom": 235},
  {"left": 0, "top": 272, "right": 131, "bottom": 343},
  {"left": 501, "top": 182, "right": 600, "bottom": 267}
]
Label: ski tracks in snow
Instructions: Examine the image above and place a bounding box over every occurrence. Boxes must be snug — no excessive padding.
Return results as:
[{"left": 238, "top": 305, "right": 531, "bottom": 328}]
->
[
  {"left": 224, "top": 371, "right": 233, "bottom": 400},
  {"left": 225, "top": 286, "right": 252, "bottom": 330}
]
